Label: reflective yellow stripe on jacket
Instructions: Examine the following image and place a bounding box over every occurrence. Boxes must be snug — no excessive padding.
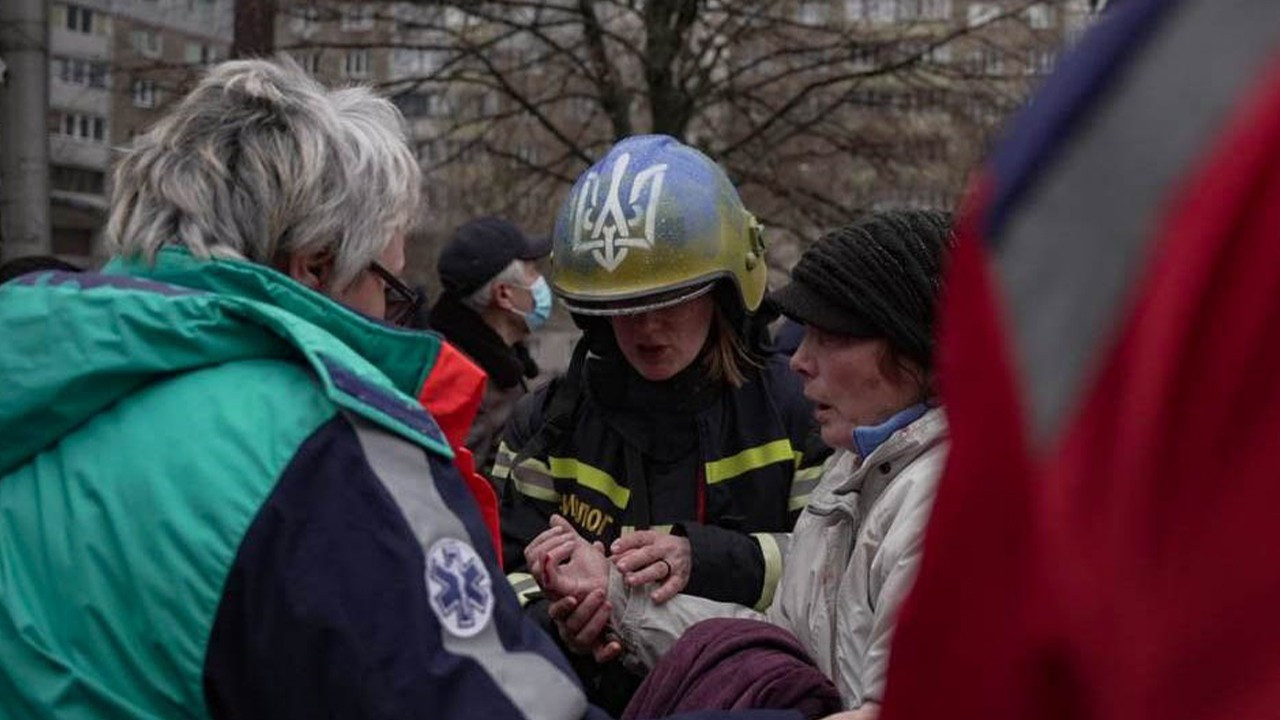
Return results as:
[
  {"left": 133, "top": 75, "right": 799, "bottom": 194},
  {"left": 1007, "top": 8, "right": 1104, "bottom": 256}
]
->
[
  {"left": 547, "top": 457, "right": 630, "bottom": 510},
  {"left": 510, "top": 437, "right": 813, "bottom": 510},
  {"left": 493, "top": 441, "right": 558, "bottom": 502},
  {"left": 704, "top": 438, "right": 796, "bottom": 485},
  {"left": 501, "top": 441, "right": 632, "bottom": 511}
]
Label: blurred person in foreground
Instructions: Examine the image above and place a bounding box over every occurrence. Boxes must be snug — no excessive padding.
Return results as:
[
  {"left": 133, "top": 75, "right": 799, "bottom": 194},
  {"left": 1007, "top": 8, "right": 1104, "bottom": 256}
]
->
[
  {"left": 879, "top": 2, "right": 1280, "bottom": 720},
  {"left": 429, "top": 217, "right": 552, "bottom": 473},
  {"left": 0, "top": 58, "right": 589, "bottom": 720},
  {"left": 496, "top": 135, "right": 828, "bottom": 712},
  {"left": 534, "top": 210, "right": 953, "bottom": 720}
]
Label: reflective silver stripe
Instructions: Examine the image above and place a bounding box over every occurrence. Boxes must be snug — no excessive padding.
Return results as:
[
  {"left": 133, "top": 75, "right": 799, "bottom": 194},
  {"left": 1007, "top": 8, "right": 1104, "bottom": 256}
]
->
[
  {"left": 490, "top": 441, "right": 517, "bottom": 480},
  {"left": 507, "top": 572, "right": 540, "bottom": 607},
  {"left": 511, "top": 457, "right": 558, "bottom": 503},
  {"left": 792, "top": 465, "right": 824, "bottom": 484},
  {"left": 996, "top": 0, "right": 1280, "bottom": 443},
  {"left": 351, "top": 415, "right": 586, "bottom": 720},
  {"left": 788, "top": 469, "right": 822, "bottom": 512},
  {"left": 751, "top": 532, "right": 788, "bottom": 611}
]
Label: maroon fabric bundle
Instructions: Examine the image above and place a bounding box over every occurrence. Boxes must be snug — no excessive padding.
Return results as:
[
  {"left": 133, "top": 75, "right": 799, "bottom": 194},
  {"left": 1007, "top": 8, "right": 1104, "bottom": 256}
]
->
[{"left": 622, "top": 618, "right": 842, "bottom": 720}]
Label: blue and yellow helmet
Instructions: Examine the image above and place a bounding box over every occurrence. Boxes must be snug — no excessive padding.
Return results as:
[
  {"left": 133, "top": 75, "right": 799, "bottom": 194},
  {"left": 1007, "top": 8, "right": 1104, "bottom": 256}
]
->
[{"left": 550, "top": 135, "right": 767, "bottom": 316}]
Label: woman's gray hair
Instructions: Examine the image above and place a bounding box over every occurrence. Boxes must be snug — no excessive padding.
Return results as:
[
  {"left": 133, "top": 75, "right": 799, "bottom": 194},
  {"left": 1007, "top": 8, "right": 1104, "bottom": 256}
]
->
[{"left": 106, "top": 58, "right": 421, "bottom": 290}]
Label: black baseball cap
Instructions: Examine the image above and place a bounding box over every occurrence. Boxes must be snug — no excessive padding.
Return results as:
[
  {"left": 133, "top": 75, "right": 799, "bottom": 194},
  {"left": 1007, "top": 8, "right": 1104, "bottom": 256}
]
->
[{"left": 437, "top": 217, "right": 551, "bottom": 297}]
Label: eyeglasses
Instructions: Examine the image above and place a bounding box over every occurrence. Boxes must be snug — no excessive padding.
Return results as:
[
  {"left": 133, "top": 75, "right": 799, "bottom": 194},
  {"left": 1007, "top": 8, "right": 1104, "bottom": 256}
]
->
[{"left": 369, "top": 261, "right": 424, "bottom": 327}]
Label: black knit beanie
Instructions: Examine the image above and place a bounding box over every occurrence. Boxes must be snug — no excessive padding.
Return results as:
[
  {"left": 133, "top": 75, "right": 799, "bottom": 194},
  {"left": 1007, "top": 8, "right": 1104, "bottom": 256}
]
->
[{"left": 771, "top": 209, "right": 953, "bottom": 371}]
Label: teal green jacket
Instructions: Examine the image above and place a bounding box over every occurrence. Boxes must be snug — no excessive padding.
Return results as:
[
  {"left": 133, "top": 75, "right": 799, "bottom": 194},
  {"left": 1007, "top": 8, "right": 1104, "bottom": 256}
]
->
[{"left": 0, "top": 249, "right": 592, "bottom": 719}]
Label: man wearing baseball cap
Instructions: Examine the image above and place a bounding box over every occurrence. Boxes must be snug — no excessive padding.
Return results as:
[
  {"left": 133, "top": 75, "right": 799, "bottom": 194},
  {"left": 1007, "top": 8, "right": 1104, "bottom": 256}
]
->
[{"left": 429, "top": 217, "right": 553, "bottom": 472}]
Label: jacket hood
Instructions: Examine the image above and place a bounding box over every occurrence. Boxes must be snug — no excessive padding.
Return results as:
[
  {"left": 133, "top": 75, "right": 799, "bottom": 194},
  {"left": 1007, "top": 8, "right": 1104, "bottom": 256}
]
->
[{"left": 0, "top": 248, "right": 450, "bottom": 476}]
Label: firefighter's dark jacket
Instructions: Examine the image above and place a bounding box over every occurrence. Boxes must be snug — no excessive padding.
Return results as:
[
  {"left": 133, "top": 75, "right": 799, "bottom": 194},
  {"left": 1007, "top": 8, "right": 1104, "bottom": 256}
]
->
[{"left": 494, "top": 348, "right": 828, "bottom": 611}]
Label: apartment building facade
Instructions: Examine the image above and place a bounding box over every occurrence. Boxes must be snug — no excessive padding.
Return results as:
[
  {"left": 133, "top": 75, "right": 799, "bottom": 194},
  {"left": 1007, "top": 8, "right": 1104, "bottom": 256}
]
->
[
  {"left": 46, "top": 0, "right": 233, "bottom": 260},
  {"left": 733, "top": 0, "right": 1094, "bottom": 225}
]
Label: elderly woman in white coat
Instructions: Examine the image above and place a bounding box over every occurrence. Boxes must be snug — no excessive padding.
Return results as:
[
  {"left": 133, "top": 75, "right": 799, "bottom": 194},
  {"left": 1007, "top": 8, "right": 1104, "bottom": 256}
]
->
[{"left": 528, "top": 209, "right": 954, "bottom": 720}]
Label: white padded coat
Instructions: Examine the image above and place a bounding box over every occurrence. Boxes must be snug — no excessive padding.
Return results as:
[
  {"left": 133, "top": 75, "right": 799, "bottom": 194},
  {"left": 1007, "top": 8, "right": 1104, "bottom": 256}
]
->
[{"left": 607, "top": 408, "right": 949, "bottom": 709}]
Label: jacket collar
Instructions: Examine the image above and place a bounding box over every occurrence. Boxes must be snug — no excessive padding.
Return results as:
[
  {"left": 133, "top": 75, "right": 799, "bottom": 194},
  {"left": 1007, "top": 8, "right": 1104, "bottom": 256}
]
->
[
  {"left": 105, "top": 247, "right": 439, "bottom": 397},
  {"left": 808, "top": 407, "right": 948, "bottom": 515},
  {"left": 852, "top": 403, "right": 931, "bottom": 458},
  {"left": 428, "top": 293, "right": 525, "bottom": 390}
]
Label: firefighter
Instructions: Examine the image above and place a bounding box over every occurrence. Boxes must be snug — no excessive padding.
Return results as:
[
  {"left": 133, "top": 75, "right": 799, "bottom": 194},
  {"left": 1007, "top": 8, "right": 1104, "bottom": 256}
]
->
[{"left": 494, "top": 134, "right": 827, "bottom": 711}]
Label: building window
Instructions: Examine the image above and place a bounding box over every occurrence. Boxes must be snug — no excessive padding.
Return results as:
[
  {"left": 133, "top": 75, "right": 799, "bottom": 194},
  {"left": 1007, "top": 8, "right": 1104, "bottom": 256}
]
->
[
  {"left": 417, "top": 140, "right": 441, "bottom": 166},
  {"left": 921, "top": 0, "right": 951, "bottom": 20},
  {"left": 866, "top": 0, "right": 896, "bottom": 24},
  {"left": 967, "top": 2, "right": 1000, "bottom": 27},
  {"left": 851, "top": 44, "right": 880, "bottom": 69},
  {"left": 1027, "top": 48, "right": 1056, "bottom": 74},
  {"left": 132, "top": 29, "right": 163, "bottom": 58},
  {"left": 844, "top": 0, "right": 864, "bottom": 21},
  {"left": 796, "top": 1, "right": 823, "bottom": 24},
  {"left": 395, "top": 92, "right": 436, "bottom": 118},
  {"left": 514, "top": 143, "right": 539, "bottom": 166},
  {"left": 925, "top": 43, "right": 952, "bottom": 65},
  {"left": 294, "top": 51, "right": 321, "bottom": 74},
  {"left": 392, "top": 47, "right": 440, "bottom": 75},
  {"left": 51, "top": 165, "right": 106, "bottom": 195},
  {"left": 443, "top": 7, "right": 473, "bottom": 28},
  {"left": 51, "top": 111, "right": 107, "bottom": 143},
  {"left": 1026, "top": 3, "right": 1055, "bottom": 29},
  {"left": 971, "top": 47, "right": 1007, "bottom": 76},
  {"left": 55, "top": 57, "right": 109, "bottom": 88},
  {"left": 184, "top": 42, "right": 220, "bottom": 65},
  {"left": 65, "top": 4, "right": 95, "bottom": 33},
  {"left": 293, "top": 5, "right": 321, "bottom": 35},
  {"left": 132, "top": 79, "right": 159, "bottom": 108},
  {"left": 344, "top": 49, "right": 370, "bottom": 78},
  {"left": 341, "top": 4, "right": 374, "bottom": 31}
]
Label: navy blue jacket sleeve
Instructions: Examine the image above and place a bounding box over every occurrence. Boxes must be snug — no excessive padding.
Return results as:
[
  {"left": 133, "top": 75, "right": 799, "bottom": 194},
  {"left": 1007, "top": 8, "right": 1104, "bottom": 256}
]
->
[{"left": 202, "top": 412, "right": 600, "bottom": 720}]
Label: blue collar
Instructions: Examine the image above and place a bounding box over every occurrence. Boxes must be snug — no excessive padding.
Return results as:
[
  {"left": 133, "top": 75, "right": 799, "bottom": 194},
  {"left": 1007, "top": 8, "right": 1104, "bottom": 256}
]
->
[{"left": 852, "top": 403, "right": 929, "bottom": 459}]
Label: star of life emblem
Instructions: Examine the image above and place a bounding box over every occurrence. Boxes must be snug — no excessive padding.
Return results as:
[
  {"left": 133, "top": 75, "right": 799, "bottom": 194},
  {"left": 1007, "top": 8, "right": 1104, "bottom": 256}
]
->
[
  {"left": 425, "top": 537, "right": 493, "bottom": 638},
  {"left": 570, "top": 152, "right": 668, "bottom": 272}
]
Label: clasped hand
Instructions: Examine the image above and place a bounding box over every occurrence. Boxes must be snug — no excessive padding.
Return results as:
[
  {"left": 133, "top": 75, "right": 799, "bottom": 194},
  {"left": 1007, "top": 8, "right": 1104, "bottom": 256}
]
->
[{"left": 525, "top": 516, "right": 693, "bottom": 663}]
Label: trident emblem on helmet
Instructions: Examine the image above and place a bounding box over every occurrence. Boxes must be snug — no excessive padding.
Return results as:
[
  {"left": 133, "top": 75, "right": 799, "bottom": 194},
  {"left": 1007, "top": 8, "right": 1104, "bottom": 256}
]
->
[{"left": 570, "top": 153, "right": 668, "bottom": 272}]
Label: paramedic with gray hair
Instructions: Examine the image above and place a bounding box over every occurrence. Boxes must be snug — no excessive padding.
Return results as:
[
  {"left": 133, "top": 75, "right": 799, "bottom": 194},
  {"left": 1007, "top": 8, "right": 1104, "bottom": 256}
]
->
[{"left": 0, "top": 58, "right": 616, "bottom": 719}]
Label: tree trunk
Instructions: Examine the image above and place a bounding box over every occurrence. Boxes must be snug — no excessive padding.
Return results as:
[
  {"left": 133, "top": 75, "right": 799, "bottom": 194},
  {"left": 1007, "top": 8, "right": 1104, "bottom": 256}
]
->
[{"left": 643, "top": 0, "right": 701, "bottom": 139}]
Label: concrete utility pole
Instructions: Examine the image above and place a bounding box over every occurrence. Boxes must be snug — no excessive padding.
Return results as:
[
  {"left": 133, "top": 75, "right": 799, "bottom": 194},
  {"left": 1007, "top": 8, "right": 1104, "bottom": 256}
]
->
[
  {"left": 0, "top": 0, "right": 52, "bottom": 261},
  {"left": 234, "top": 0, "right": 277, "bottom": 59}
]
